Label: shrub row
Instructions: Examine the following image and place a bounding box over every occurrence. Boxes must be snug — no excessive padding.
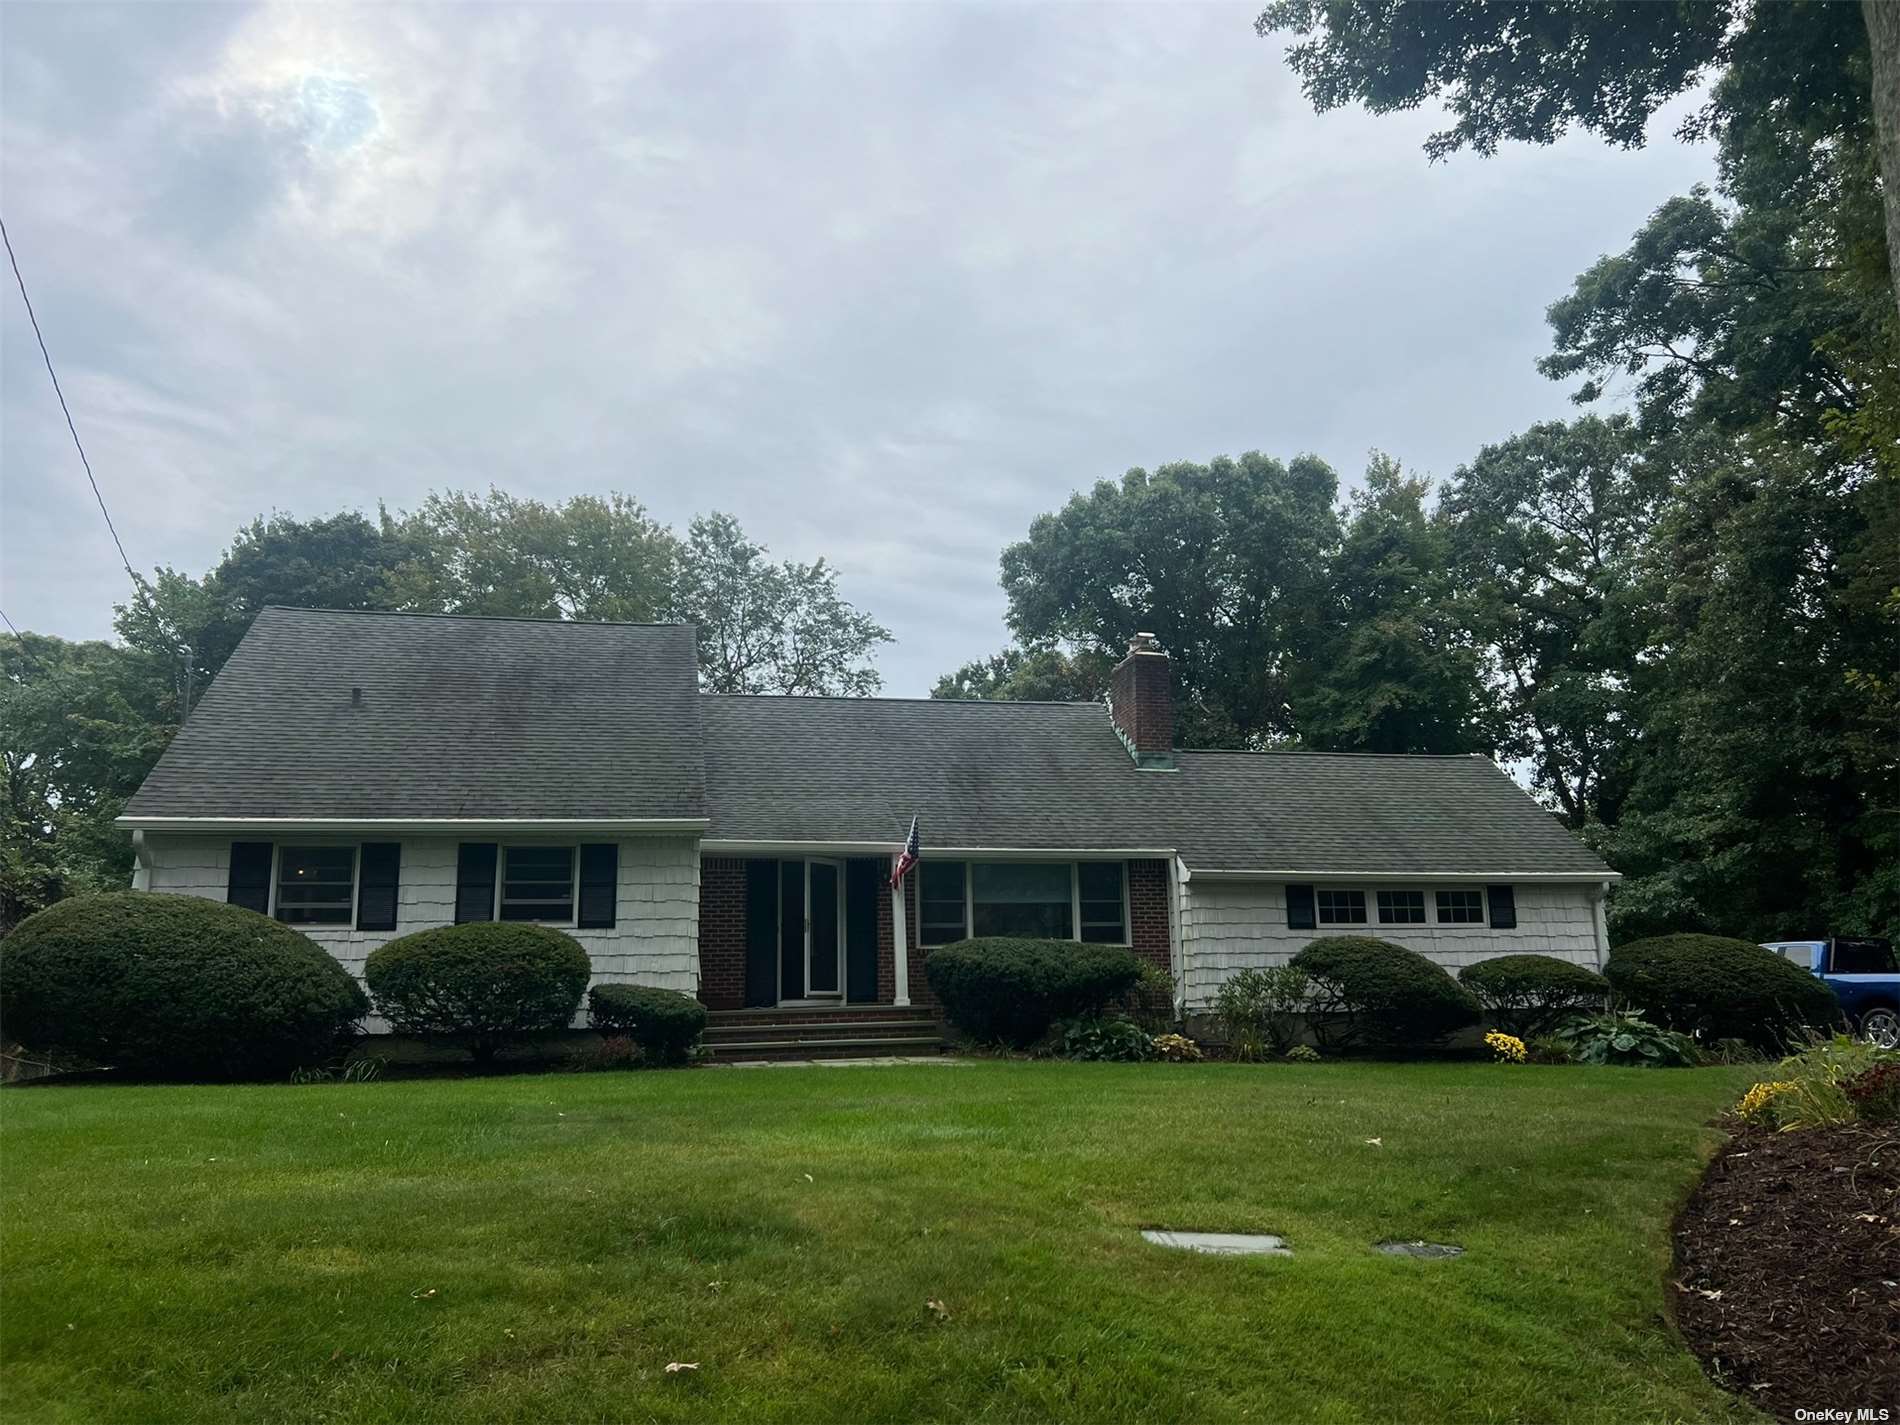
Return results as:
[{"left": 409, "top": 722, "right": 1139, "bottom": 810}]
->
[{"left": 0, "top": 894, "right": 706, "bottom": 1078}]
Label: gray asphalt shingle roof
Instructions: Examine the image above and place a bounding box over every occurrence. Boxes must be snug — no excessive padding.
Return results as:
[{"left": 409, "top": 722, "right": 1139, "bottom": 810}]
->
[
  {"left": 124, "top": 607, "right": 1610, "bottom": 876},
  {"left": 703, "top": 693, "right": 1612, "bottom": 876},
  {"left": 124, "top": 607, "right": 706, "bottom": 821}
]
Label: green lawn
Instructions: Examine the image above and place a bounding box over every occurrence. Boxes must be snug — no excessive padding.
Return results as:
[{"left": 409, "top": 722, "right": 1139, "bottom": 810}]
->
[{"left": 1, "top": 1061, "right": 1759, "bottom": 1425}]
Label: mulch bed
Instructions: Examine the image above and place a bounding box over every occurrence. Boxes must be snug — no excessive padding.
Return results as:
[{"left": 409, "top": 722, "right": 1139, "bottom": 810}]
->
[{"left": 1673, "top": 1122, "right": 1900, "bottom": 1422}]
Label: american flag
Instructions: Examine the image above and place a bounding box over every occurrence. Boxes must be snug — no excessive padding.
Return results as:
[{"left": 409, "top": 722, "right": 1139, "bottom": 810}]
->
[{"left": 890, "top": 815, "right": 920, "bottom": 888}]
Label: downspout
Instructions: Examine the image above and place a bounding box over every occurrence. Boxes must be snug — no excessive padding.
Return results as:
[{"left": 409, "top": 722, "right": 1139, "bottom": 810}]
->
[
  {"left": 1589, "top": 880, "right": 1612, "bottom": 970},
  {"left": 129, "top": 829, "right": 152, "bottom": 891},
  {"left": 1169, "top": 857, "right": 1189, "bottom": 1022}
]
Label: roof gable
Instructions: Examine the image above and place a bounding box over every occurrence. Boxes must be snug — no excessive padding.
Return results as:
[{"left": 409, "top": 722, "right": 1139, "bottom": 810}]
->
[{"left": 124, "top": 607, "right": 706, "bottom": 822}]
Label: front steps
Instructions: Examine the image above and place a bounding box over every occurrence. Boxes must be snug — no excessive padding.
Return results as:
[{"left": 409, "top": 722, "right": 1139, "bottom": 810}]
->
[{"left": 702, "top": 1006, "right": 946, "bottom": 1062}]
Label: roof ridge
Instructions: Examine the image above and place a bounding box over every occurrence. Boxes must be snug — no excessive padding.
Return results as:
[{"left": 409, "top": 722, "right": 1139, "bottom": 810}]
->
[
  {"left": 1177, "top": 748, "right": 1496, "bottom": 761},
  {"left": 259, "top": 605, "right": 695, "bottom": 630},
  {"left": 701, "top": 693, "right": 1104, "bottom": 708}
]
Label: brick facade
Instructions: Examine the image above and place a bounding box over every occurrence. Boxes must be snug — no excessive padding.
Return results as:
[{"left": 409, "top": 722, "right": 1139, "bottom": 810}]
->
[
  {"left": 1127, "top": 857, "right": 1171, "bottom": 975},
  {"left": 697, "top": 857, "right": 748, "bottom": 1010}
]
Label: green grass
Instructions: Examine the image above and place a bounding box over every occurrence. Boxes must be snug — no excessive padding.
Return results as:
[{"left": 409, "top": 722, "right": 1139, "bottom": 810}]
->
[{"left": 1, "top": 1061, "right": 1758, "bottom": 1424}]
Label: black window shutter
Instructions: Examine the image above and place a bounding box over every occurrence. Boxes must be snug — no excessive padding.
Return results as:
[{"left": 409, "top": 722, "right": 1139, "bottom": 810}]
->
[
  {"left": 357, "top": 842, "right": 402, "bottom": 931},
  {"left": 455, "top": 843, "right": 498, "bottom": 924},
  {"left": 1487, "top": 884, "right": 1517, "bottom": 930},
  {"left": 228, "top": 841, "right": 273, "bottom": 914},
  {"left": 577, "top": 843, "right": 618, "bottom": 929},
  {"left": 1286, "top": 883, "right": 1316, "bottom": 930}
]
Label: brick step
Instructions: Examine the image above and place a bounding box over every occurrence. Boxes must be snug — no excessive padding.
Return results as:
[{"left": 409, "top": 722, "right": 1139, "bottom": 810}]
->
[
  {"left": 705, "top": 1034, "right": 946, "bottom": 1062},
  {"left": 703, "top": 1018, "right": 938, "bottom": 1044},
  {"left": 707, "top": 1009, "right": 938, "bottom": 1028}
]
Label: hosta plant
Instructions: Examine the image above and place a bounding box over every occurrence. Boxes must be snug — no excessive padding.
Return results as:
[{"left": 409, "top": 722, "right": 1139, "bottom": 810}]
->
[
  {"left": 1559, "top": 1012, "right": 1698, "bottom": 1068},
  {"left": 1055, "top": 1014, "right": 1157, "bottom": 1062}
]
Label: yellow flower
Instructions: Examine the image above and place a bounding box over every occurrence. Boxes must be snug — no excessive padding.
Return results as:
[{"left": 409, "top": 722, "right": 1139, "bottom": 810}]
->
[
  {"left": 1485, "top": 1031, "right": 1527, "bottom": 1064},
  {"left": 1737, "top": 1080, "right": 1793, "bottom": 1121}
]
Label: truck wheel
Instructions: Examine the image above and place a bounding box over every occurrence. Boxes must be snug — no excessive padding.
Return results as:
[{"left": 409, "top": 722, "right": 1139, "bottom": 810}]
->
[{"left": 1859, "top": 1006, "right": 1900, "bottom": 1050}]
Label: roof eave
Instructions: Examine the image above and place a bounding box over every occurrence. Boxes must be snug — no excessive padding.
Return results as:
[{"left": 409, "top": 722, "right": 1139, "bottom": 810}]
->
[{"left": 116, "top": 815, "right": 711, "bottom": 837}]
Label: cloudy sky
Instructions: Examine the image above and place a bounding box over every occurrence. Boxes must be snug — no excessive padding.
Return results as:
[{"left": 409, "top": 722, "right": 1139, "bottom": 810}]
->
[{"left": 1, "top": 2, "right": 1712, "bottom": 695}]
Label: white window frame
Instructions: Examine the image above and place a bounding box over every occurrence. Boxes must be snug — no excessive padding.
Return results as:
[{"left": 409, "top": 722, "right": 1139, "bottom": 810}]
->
[
  {"left": 497, "top": 843, "right": 580, "bottom": 925},
  {"left": 917, "top": 860, "right": 1131, "bottom": 948},
  {"left": 269, "top": 843, "right": 360, "bottom": 927},
  {"left": 1433, "top": 887, "right": 1487, "bottom": 926}
]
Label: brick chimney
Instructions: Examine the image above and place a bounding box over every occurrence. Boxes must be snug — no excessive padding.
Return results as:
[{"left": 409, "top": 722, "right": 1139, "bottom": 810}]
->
[{"left": 1108, "top": 632, "right": 1176, "bottom": 770}]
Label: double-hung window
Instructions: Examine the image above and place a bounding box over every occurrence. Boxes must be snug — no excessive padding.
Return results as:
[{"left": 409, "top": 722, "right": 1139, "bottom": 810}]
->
[
  {"left": 500, "top": 846, "right": 576, "bottom": 922},
  {"left": 917, "top": 861, "right": 1127, "bottom": 946},
  {"left": 920, "top": 861, "right": 970, "bottom": 945},
  {"left": 1078, "top": 862, "right": 1128, "bottom": 943},
  {"left": 275, "top": 846, "right": 357, "bottom": 925},
  {"left": 1435, "top": 889, "right": 1485, "bottom": 924},
  {"left": 1316, "top": 888, "right": 1367, "bottom": 925}
]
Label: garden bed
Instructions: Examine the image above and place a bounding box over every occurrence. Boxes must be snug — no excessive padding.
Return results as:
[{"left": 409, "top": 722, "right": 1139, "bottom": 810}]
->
[{"left": 1673, "top": 1123, "right": 1900, "bottom": 1421}]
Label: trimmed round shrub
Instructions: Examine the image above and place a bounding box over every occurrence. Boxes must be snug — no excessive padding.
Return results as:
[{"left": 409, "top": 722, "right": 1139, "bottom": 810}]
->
[
  {"left": 1459, "top": 954, "right": 1610, "bottom": 1037},
  {"left": 925, "top": 937, "right": 1144, "bottom": 1047},
  {"left": 0, "top": 892, "right": 367, "bottom": 1080},
  {"left": 588, "top": 983, "right": 707, "bottom": 1065},
  {"left": 1289, "top": 936, "right": 1480, "bottom": 1049},
  {"left": 1604, "top": 934, "right": 1840, "bottom": 1050},
  {"left": 364, "top": 922, "right": 590, "bottom": 1061}
]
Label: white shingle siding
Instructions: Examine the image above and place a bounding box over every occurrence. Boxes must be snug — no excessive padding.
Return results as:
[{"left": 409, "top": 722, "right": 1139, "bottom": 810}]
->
[
  {"left": 140, "top": 833, "right": 702, "bottom": 1021},
  {"left": 1179, "top": 879, "right": 1604, "bottom": 1011}
]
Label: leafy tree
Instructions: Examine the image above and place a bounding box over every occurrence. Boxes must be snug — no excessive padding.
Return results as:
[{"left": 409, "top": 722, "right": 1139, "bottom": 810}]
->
[
  {"left": 1, "top": 633, "right": 170, "bottom": 929},
  {"left": 995, "top": 452, "right": 1342, "bottom": 746},
  {"left": 1291, "top": 456, "right": 1492, "bottom": 754},
  {"left": 114, "top": 511, "right": 420, "bottom": 694},
  {"left": 1441, "top": 416, "right": 1655, "bottom": 825},
  {"left": 1593, "top": 429, "right": 1900, "bottom": 942},
  {"left": 1254, "top": 0, "right": 1900, "bottom": 314},
  {"left": 386, "top": 489, "right": 678, "bottom": 624},
  {"left": 671, "top": 513, "right": 892, "bottom": 696},
  {"left": 931, "top": 647, "right": 1112, "bottom": 703}
]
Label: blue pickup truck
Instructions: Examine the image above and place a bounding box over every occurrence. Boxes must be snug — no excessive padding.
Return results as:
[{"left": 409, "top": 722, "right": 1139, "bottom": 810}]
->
[{"left": 1761, "top": 937, "right": 1899, "bottom": 1049}]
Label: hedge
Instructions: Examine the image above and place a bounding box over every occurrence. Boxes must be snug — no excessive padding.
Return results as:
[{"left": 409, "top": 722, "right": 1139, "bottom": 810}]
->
[
  {"left": 925, "top": 937, "right": 1144, "bottom": 1047},
  {"left": 0, "top": 892, "right": 367, "bottom": 1080},
  {"left": 1459, "top": 954, "right": 1610, "bottom": 1037},
  {"left": 1604, "top": 934, "right": 1839, "bottom": 1050},
  {"left": 588, "top": 983, "right": 707, "bottom": 1065},
  {"left": 364, "top": 922, "right": 590, "bottom": 1061},
  {"left": 1290, "top": 936, "right": 1481, "bottom": 1049}
]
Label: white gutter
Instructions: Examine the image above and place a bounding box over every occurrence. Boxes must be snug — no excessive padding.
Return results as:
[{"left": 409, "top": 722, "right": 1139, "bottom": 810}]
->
[
  {"left": 699, "top": 840, "right": 1180, "bottom": 860},
  {"left": 115, "top": 816, "right": 710, "bottom": 836},
  {"left": 129, "top": 829, "right": 153, "bottom": 890},
  {"left": 1184, "top": 868, "right": 1622, "bottom": 884}
]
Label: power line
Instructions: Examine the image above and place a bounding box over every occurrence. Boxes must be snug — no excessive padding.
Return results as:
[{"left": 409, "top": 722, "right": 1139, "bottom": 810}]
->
[{"left": 1, "top": 214, "right": 140, "bottom": 588}]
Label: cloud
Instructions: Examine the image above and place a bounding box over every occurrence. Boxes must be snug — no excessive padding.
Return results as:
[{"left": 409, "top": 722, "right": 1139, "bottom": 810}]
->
[{"left": 1, "top": 1, "right": 1714, "bottom": 692}]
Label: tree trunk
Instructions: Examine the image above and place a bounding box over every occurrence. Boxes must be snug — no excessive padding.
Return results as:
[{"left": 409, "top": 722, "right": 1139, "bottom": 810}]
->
[{"left": 1866, "top": 0, "right": 1900, "bottom": 322}]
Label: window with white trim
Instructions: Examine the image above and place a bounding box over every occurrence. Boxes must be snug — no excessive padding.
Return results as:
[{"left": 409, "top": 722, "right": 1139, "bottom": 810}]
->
[
  {"left": 1077, "top": 862, "right": 1128, "bottom": 944},
  {"left": 1316, "top": 888, "right": 1367, "bottom": 925},
  {"left": 500, "top": 845, "right": 576, "bottom": 922},
  {"left": 920, "top": 860, "right": 969, "bottom": 945},
  {"left": 1435, "top": 888, "right": 1485, "bottom": 924},
  {"left": 1377, "top": 889, "right": 1426, "bottom": 925},
  {"left": 275, "top": 846, "right": 356, "bottom": 925},
  {"left": 917, "top": 861, "right": 1128, "bottom": 946}
]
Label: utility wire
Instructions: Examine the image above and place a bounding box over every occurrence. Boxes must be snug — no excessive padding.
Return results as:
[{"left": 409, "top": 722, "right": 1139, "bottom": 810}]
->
[{"left": 1, "top": 215, "right": 140, "bottom": 588}]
